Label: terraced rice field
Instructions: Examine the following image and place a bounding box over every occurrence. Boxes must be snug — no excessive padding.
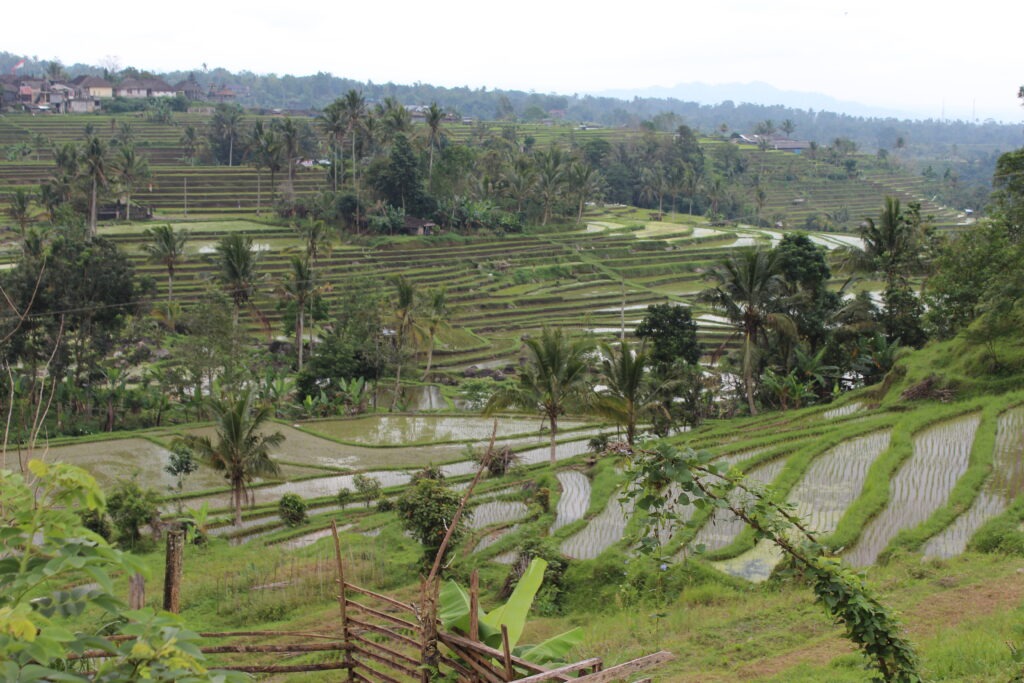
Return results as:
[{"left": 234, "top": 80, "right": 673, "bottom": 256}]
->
[
  {"left": 714, "top": 431, "right": 891, "bottom": 580},
  {"left": 560, "top": 487, "right": 633, "bottom": 560},
  {"left": 845, "top": 414, "right": 981, "bottom": 566},
  {"left": 923, "top": 407, "right": 1024, "bottom": 558},
  {"left": 551, "top": 471, "right": 591, "bottom": 532}
]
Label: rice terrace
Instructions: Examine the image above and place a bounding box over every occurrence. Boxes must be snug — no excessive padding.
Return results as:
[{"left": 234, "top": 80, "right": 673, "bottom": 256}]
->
[{"left": 3, "top": 56, "right": 1024, "bottom": 683}]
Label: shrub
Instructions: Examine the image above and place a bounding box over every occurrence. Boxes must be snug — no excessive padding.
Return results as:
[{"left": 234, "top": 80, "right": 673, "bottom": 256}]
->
[
  {"left": 278, "top": 493, "right": 308, "bottom": 528},
  {"left": 377, "top": 498, "right": 395, "bottom": 513},
  {"left": 106, "top": 479, "right": 161, "bottom": 549},
  {"left": 337, "top": 487, "right": 352, "bottom": 509},
  {"left": 396, "top": 479, "right": 468, "bottom": 566},
  {"left": 353, "top": 474, "right": 382, "bottom": 505}
]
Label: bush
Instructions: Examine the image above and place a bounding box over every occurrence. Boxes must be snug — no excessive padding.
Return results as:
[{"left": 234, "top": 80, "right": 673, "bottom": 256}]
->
[
  {"left": 474, "top": 445, "right": 519, "bottom": 477},
  {"left": 107, "top": 479, "right": 161, "bottom": 549},
  {"left": 78, "top": 508, "right": 114, "bottom": 542},
  {"left": 396, "top": 479, "right": 468, "bottom": 566},
  {"left": 337, "top": 487, "right": 352, "bottom": 509},
  {"left": 377, "top": 498, "right": 395, "bottom": 513},
  {"left": 278, "top": 493, "right": 308, "bottom": 528},
  {"left": 353, "top": 474, "right": 382, "bottom": 505}
]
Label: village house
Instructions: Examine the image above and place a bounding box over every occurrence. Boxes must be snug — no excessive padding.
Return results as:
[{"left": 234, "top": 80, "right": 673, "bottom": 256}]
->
[{"left": 115, "top": 77, "right": 175, "bottom": 99}]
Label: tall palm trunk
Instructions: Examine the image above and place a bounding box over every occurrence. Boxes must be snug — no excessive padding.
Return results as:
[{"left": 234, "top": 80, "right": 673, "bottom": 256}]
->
[
  {"left": 89, "top": 178, "right": 98, "bottom": 236},
  {"left": 548, "top": 414, "right": 558, "bottom": 465},
  {"left": 743, "top": 331, "right": 758, "bottom": 415},
  {"left": 296, "top": 307, "right": 305, "bottom": 371}
]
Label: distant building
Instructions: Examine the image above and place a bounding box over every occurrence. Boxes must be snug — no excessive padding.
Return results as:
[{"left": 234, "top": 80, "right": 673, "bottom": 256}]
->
[
  {"left": 174, "top": 75, "right": 204, "bottom": 100},
  {"left": 116, "top": 77, "right": 175, "bottom": 98}
]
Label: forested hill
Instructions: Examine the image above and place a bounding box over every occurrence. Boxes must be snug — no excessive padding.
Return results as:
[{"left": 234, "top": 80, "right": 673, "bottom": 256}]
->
[{"left": 3, "top": 52, "right": 1021, "bottom": 155}]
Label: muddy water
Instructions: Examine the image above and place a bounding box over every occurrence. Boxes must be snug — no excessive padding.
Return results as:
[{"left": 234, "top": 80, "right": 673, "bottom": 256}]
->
[
  {"left": 714, "top": 431, "right": 891, "bottom": 581},
  {"left": 560, "top": 489, "right": 633, "bottom": 560},
  {"left": 823, "top": 402, "right": 862, "bottom": 420},
  {"left": 306, "top": 415, "right": 564, "bottom": 445},
  {"left": 469, "top": 501, "right": 529, "bottom": 529},
  {"left": 845, "top": 414, "right": 981, "bottom": 567},
  {"left": 923, "top": 407, "right": 1024, "bottom": 558}
]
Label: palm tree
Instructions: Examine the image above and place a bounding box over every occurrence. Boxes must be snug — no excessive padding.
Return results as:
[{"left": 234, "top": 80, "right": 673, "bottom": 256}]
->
[
  {"left": 424, "top": 102, "right": 445, "bottom": 183},
  {"left": 485, "top": 327, "right": 594, "bottom": 464},
  {"left": 214, "top": 233, "right": 261, "bottom": 327},
  {"left": 534, "top": 149, "right": 566, "bottom": 226},
  {"left": 275, "top": 116, "right": 301, "bottom": 193},
  {"left": 142, "top": 224, "right": 188, "bottom": 302},
  {"left": 111, "top": 145, "right": 150, "bottom": 221},
  {"left": 211, "top": 104, "right": 244, "bottom": 166},
  {"left": 293, "top": 217, "right": 332, "bottom": 265},
  {"left": 174, "top": 392, "right": 284, "bottom": 526},
  {"left": 699, "top": 248, "right": 795, "bottom": 415},
  {"left": 277, "top": 255, "right": 326, "bottom": 371},
  {"left": 859, "top": 196, "right": 919, "bottom": 287},
  {"left": 248, "top": 121, "right": 282, "bottom": 212},
  {"left": 81, "top": 135, "right": 109, "bottom": 236},
  {"left": 389, "top": 275, "right": 423, "bottom": 410},
  {"left": 594, "top": 340, "right": 659, "bottom": 447},
  {"left": 7, "top": 189, "right": 33, "bottom": 235},
  {"left": 319, "top": 102, "right": 347, "bottom": 192},
  {"left": 421, "top": 287, "right": 451, "bottom": 380},
  {"left": 179, "top": 124, "right": 202, "bottom": 166},
  {"left": 566, "top": 161, "right": 604, "bottom": 225}
]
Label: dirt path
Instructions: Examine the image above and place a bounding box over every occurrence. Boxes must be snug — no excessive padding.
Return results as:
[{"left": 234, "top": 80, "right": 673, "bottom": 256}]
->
[{"left": 728, "top": 568, "right": 1024, "bottom": 681}]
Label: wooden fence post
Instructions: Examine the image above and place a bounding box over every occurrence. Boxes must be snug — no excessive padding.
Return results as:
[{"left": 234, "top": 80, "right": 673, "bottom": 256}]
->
[
  {"left": 128, "top": 573, "right": 145, "bottom": 610},
  {"left": 163, "top": 530, "right": 183, "bottom": 613},
  {"left": 420, "top": 575, "right": 440, "bottom": 682},
  {"left": 331, "top": 521, "right": 355, "bottom": 682}
]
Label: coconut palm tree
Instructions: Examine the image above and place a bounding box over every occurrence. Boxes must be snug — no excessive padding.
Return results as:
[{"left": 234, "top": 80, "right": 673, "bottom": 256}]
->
[
  {"left": 594, "top": 340, "right": 667, "bottom": 448},
  {"left": 566, "top": 161, "right": 604, "bottom": 225},
  {"left": 424, "top": 102, "right": 445, "bottom": 183},
  {"left": 111, "top": 145, "right": 150, "bottom": 221},
  {"left": 421, "top": 287, "right": 451, "bottom": 381},
  {"left": 174, "top": 391, "right": 284, "bottom": 526},
  {"left": 389, "top": 275, "right": 424, "bottom": 410},
  {"left": 277, "top": 255, "right": 328, "bottom": 371},
  {"left": 210, "top": 103, "right": 244, "bottom": 166},
  {"left": 7, "top": 189, "right": 33, "bottom": 235},
  {"left": 485, "top": 327, "right": 594, "bottom": 464},
  {"left": 319, "top": 101, "right": 347, "bottom": 192},
  {"left": 293, "top": 217, "right": 332, "bottom": 265},
  {"left": 214, "top": 233, "right": 262, "bottom": 327},
  {"left": 248, "top": 121, "right": 283, "bottom": 212},
  {"left": 141, "top": 224, "right": 188, "bottom": 302},
  {"left": 699, "top": 248, "right": 795, "bottom": 415},
  {"left": 534, "top": 148, "right": 566, "bottom": 226},
  {"left": 81, "top": 135, "right": 109, "bottom": 235},
  {"left": 179, "top": 124, "right": 202, "bottom": 166}
]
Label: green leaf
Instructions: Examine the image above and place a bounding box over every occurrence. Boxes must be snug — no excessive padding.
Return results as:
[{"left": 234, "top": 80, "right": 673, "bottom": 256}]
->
[
  {"left": 515, "top": 627, "right": 584, "bottom": 665},
  {"left": 480, "top": 558, "right": 547, "bottom": 650}
]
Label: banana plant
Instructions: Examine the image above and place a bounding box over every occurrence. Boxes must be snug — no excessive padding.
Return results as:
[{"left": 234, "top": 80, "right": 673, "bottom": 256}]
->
[{"left": 438, "top": 558, "right": 582, "bottom": 665}]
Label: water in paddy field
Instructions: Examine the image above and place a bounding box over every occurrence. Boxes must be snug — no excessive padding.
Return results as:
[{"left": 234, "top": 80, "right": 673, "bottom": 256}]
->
[
  {"left": 560, "top": 487, "right": 633, "bottom": 560},
  {"left": 551, "top": 471, "right": 591, "bottom": 532},
  {"left": 923, "top": 407, "right": 1024, "bottom": 559},
  {"left": 714, "top": 431, "right": 891, "bottom": 581},
  {"left": 305, "top": 414, "right": 572, "bottom": 445},
  {"left": 688, "top": 457, "right": 788, "bottom": 554},
  {"left": 469, "top": 501, "right": 529, "bottom": 529},
  {"left": 844, "top": 414, "right": 981, "bottom": 567},
  {"left": 823, "top": 402, "right": 862, "bottom": 419}
]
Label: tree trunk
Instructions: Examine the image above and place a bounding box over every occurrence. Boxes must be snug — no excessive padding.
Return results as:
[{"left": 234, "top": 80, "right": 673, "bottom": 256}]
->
[
  {"left": 167, "top": 270, "right": 174, "bottom": 302},
  {"left": 421, "top": 337, "right": 435, "bottom": 381},
  {"left": 549, "top": 416, "right": 558, "bottom": 465},
  {"left": 233, "top": 483, "right": 243, "bottom": 526},
  {"left": 90, "top": 178, "right": 98, "bottom": 236},
  {"left": 296, "top": 307, "right": 304, "bottom": 371},
  {"left": 744, "top": 332, "right": 758, "bottom": 416}
]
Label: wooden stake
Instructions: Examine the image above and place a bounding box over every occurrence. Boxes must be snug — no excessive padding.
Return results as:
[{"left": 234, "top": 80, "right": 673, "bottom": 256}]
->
[
  {"left": 469, "top": 569, "right": 480, "bottom": 642},
  {"left": 331, "top": 520, "right": 355, "bottom": 681},
  {"left": 162, "top": 530, "right": 183, "bottom": 613},
  {"left": 128, "top": 573, "right": 145, "bottom": 610},
  {"left": 500, "top": 624, "right": 514, "bottom": 680}
]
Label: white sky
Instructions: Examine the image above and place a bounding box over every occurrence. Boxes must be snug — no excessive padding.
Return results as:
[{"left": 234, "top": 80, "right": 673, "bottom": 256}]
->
[{"left": 7, "top": 0, "right": 1023, "bottom": 122}]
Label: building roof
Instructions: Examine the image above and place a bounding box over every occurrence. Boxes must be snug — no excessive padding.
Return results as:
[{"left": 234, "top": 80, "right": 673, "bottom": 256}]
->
[{"left": 71, "top": 75, "right": 114, "bottom": 88}]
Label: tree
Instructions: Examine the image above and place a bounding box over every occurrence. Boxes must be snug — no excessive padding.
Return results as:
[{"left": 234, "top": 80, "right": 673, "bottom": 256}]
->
[
  {"left": 699, "top": 248, "right": 795, "bottom": 415},
  {"left": 277, "top": 255, "right": 326, "bottom": 371},
  {"left": 6, "top": 188, "right": 33, "bottom": 235},
  {"left": 389, "top": 275, "right": 423, "bottom": 410},
  {"left": 635, "top": 303, "right": 701, "bottom": 368},
  {"left": 485, "top": 327, "right": 593, "bottom": 464},
  {"left": 534, "top": 148, "right": 566, "bottom": 226},
  {"left": 0, "top": 461, "right": 244, "bottom": 681},
  {"left": 213, "top": 232, "right": 262, "bottom": 327},
  {"left": 248, "top": 120, "right": 283, "bottom": 212},
  {"left": 106, "top": 478, "right": 161, "bottom": 548},
  {"left": 174, "top": 391, "right": 284, "bottom": 526},
  {"left": 179, "top": 124, "right": 202, "bottom": 165},
  {"left": 81, "top": 135, "right": 109, "bottom": 235},
  {"left": 424, "top": 101, "right": 446, "bottom": 184},
  {"left": 396, "top": 477, "right": 468, "bottom": 567},
  {"left": 372, "top": 133, "right": 425, "bottom": 214},
  {"left": 421, "top": 287, "right": 450, "bottom": 380},
  {"left": 209, "top": 103, "right": 245, "bottom": 166},
  {"left": 141, "top": 224, "right": 189, "bottom": 302},
  {"left": 566, "top": 161, "right": 604, "bottom": 224},
  {"left": 111, "top": 145, "right": 150, "bottom": 221},
  {"left": 594, "top": 339, "right": 659, "bottom": 447}
]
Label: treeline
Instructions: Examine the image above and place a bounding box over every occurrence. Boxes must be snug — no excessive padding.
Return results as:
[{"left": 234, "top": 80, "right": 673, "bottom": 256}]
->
[{"left": 4, "top": 51, "right": 1021, "bottom": 155}]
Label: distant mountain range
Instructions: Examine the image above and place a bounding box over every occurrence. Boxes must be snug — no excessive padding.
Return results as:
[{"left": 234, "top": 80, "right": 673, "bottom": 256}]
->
[{"left": 594, "top": 82, "right": 914, "bottom": 120}]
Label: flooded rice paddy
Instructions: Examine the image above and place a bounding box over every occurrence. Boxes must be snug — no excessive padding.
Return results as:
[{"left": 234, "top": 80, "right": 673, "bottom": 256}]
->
[
  {"left": 845, "top": 414, "right": 981, "bottom": 566},
  {"left": 551, "top": 471, "right": 591, "bottom": 532},
  {"left": 714, "top": 431, "right": 891, "bottom": 581},
  {"left": 923, "top": 407, "right": 1024, "bottom": 558}
]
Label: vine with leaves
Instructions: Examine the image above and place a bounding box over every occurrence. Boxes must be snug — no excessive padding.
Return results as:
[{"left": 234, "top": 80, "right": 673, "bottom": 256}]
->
[{"left": 624, "top": 442, "right": 921, "bottom": 683}]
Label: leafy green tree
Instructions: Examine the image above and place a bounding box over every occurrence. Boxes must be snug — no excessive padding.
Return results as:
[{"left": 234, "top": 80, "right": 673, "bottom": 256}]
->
[
  {"left": 106, "top": 478, "right": 161, "bottom": 548},
  {"left": 371, "top": 132, "right": 426, "bottom": 214},
  {"left": 635, "top": 303, "right": 701, "bottom": 368},
  {"left": 699, "top": 248, "right": 795, "bottom": 415},
  {"left": 278, "top": 493, "right": 308, "bottom": 527},
  {"left": 141, "top": 224, "right": 188, "bottom": 302},
  {"left": 485, "top": 327, "right": 594, "bottom": 464},
  {"left": 396, "top": 477, "right": 468, "bottom": 567},
  {"left": 0, "top": 461, "right": 244, "bottom": 682},
  {"left": 174, "top": 391, "right": 284, "bottom": 526}
]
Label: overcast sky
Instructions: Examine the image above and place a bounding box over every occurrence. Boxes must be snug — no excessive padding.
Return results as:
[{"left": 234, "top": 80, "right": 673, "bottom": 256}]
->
[{"left": 7, "top": 0, "right": 1022, "bottom": 122}]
